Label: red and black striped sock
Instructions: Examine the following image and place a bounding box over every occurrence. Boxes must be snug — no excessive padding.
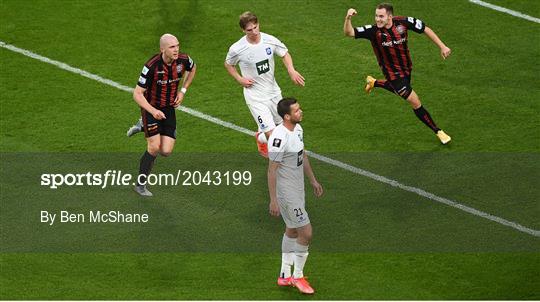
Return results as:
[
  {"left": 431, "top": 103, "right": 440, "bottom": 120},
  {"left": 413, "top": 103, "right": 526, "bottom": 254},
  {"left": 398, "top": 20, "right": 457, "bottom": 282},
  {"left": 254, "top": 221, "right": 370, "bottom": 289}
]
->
[{"left": 413, "top": 106, "right": 440, "bottom": 133}]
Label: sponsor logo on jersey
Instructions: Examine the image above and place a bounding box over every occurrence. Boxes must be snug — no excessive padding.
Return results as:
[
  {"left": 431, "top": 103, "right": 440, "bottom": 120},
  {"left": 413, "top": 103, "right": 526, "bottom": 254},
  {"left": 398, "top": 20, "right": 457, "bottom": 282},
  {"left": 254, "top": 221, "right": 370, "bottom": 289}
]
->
[
  {"left": 381, "top": 37, "right": 406, "bottom": 47},
  {"left": 256, "top": 59, "right": 270, "bottom": 75},
  {"left": 157, "top": 78, "right": 181, "bottom": 85},
  {"left": 266, "top": 47, "right": 272, "bottom": 55},
  {"left": 273, "top": 138, "right": 282, "bottom": 147}
]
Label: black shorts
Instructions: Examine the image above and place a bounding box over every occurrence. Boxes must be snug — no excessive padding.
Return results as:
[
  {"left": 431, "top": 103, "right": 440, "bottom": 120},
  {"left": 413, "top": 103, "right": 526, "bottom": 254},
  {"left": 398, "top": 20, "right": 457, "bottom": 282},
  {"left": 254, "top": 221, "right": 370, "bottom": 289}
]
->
[
  {"left": 141, "top": 106, "right": 177, "bottom": 139},
  {"left": 389, "top": 76, "right": 413, "bottom": 100}
]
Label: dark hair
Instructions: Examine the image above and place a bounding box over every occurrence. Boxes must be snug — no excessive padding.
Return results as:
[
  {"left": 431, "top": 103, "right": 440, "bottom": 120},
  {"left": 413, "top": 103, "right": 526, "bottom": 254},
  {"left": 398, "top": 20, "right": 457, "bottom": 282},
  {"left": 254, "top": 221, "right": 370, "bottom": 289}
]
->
[
  {"left": 376, "top": 3, "right": 394, "bottom": 15},
  {"left": 239, "top": 11, "right": 258, "bottom": 29},
  {"left": 277, "top": 97, "right": 298, "bottom": 118}
]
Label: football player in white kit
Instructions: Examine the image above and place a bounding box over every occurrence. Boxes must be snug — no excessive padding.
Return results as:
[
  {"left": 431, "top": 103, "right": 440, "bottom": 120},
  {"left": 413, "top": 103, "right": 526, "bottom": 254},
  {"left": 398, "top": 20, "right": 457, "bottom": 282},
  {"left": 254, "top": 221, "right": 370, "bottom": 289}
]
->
[
  {"left": 267, "top": 97, "right": 323, "bottom": 294},
  {"left": 225, "top": 11, "right": 305, "bottom": 157}
]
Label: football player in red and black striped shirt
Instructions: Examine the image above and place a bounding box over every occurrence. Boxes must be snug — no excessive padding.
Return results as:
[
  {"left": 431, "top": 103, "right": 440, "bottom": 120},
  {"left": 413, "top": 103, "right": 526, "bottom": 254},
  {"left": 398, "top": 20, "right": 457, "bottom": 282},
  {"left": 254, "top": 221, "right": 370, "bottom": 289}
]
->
[
  {"left": 132, "top": 33, "right": 197, "bottom": 196},
  {"left": 344, "top": 3, "right": 452, "bottom": 144}
]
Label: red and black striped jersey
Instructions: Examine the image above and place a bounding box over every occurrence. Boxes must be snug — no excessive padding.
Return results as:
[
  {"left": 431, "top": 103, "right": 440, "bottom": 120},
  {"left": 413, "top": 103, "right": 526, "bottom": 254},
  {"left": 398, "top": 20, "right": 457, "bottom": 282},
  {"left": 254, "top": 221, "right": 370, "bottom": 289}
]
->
[
  {"left": 137, "top": 53, "right": 195, "bottom": 108},
  {"left": 354, "top": 16, "right": 425, "bottom": 81}
]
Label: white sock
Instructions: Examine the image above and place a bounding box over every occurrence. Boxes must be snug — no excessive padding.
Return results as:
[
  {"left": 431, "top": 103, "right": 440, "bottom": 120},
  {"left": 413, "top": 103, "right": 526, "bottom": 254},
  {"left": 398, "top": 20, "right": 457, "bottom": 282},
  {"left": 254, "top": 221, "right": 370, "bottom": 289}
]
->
[
  {"left": 280, "top": 234, "right": 296, "bottom": 278},
  {"left": 257, "top": 132, "right": 268, "bottom": 144},
  {"left": 293, "top": 242, "right": 309, "bottom": 278}
]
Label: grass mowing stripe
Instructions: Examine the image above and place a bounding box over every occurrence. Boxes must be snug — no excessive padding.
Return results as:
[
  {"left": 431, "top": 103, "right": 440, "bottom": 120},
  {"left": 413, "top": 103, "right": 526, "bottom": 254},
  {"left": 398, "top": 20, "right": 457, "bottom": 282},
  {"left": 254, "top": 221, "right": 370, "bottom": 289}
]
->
[
  {"left": 469, "top": 0, "right": 540, "bottom": 23},
  {"left": 2, "top": 40, "right": 538, "bottom": 238},
  {"left": 180, "top": 107, "right": 255, "bottom": 136}
]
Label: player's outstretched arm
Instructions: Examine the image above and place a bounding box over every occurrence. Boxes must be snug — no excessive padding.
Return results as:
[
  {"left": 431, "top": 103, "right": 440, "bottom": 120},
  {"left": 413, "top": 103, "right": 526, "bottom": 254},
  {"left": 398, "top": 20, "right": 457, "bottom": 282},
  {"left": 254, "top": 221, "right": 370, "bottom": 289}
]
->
[
  {"left": 133, "top": 85, "right": 165, "bottom": 120},
  {"left": 303, "top": 152, "right": 323, "bottom": 197},
  {"left": 267, "top": 161, "right": 281, "bottom": 216},
  {"left": 281, "top": 53, "right": 305, "bottom": 87},
  {"left": 424, "top": 26, "right": 451, "bottom": 60},
  {"left": 344, "top": 8, "right": 357, "bottom": 37},
  {"left": 224, "top": 62, "right": 254, "bottom": 87}
]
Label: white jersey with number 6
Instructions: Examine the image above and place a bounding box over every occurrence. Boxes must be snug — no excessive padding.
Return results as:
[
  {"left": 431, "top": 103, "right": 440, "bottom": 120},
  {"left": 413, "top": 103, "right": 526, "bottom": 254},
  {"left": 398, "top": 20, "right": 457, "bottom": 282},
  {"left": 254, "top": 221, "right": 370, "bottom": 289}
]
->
[{"left": 225, "top": 32, "right": 288, "bottom": 103}]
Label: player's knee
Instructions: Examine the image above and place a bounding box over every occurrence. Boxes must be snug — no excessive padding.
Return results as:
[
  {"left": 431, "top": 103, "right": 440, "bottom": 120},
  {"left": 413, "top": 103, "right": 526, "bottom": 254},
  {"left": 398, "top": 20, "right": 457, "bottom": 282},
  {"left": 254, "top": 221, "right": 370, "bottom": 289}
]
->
[
  {"left": 285, "top": 228, "right": 298, "bottom": 238},
  {"left": 147, "top": 137, "right": 161, "bottom": 155},
  {"left": 147, "top": 143, "right": 161, "bottom": 155},
  {"left": 298, "top": 234, "right": 312, "bottom": 246},
  {"left": 298, "top": 226, "right": 312, "bottom": 245},
  {"left": 304, "top": 231, "right": 313, "bottom": 243},
  {"left": 159, "top": 150, "right": 172, "bottom": 157},
  {"left": 159, "top": 145, "right": 174, "bottom": 157},
  {"left": 409, "top": 99, "right": 421, "bottom": 109},
  {"left": 406, "top": 96, "right": 421, "bottom": 109}
]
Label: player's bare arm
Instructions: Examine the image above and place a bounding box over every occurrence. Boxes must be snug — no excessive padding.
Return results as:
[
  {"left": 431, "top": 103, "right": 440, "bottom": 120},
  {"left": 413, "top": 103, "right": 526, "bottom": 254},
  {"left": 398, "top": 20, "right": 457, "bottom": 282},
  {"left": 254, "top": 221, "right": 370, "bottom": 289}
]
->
[
  {"left": 174, "top": 64, "right": 197, "bottom": 108},
  {"left": 224, "top": 62, "right": 254, "bottom": 87},
  {"left": 303, "top": 152, "right": 323, "bottom": 197},
  {"left": 344, "top": 8, "right": 357, "bottom": 37},
  {"left": 424, "top": 27, "right": 451, "bottom": 60},
  {"left": 281, "top": 53, "right": 305, "bottom": 87},
  {"left": 267, "top": 161, "right": 281, "bottom": 216},
  {"left": 133, "top": 85, "right": 165, "bottom": 120}
]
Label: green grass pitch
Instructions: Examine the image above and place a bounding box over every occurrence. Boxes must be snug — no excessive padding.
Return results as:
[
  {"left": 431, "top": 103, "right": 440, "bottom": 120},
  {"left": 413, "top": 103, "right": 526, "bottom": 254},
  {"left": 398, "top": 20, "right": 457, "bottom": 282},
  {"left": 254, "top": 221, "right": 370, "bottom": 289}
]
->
[{"left": 1, "top": 0, "right": 539, "bottom": 299}]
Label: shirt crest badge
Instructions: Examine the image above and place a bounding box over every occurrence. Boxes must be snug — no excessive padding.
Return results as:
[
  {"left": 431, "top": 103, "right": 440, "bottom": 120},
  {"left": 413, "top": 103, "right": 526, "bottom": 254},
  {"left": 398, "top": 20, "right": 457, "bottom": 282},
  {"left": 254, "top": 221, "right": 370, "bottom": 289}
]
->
[
  {"left": 396, "top": 25, "right": 406, "bottom": 34},
  {"left": 266, "top": 47, "right": 272, "bottom": 55},
  {"left": 176, "top": 64, "right": 183, "bottom": 73}
]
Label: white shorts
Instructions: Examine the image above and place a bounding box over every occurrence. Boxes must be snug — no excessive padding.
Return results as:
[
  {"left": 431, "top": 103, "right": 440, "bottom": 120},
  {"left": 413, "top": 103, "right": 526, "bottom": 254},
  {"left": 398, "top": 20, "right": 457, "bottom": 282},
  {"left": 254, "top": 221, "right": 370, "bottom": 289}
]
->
[
  {"left": 278, "top": 198, "right": 310, "bottom": 229},
  {"left": 246, "top": 95, "right": 283, "bottom": 133}
]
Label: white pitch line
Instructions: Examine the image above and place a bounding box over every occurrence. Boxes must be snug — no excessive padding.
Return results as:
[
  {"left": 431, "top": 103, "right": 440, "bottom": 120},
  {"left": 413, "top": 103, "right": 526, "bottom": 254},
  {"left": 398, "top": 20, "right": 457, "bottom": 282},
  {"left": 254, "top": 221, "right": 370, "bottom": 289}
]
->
[
  {"left": 469, "top": 0, "right": 540, "bottom": 24},
  {"left": 1, "top": 40, "right": 538, "bottom": 238}
]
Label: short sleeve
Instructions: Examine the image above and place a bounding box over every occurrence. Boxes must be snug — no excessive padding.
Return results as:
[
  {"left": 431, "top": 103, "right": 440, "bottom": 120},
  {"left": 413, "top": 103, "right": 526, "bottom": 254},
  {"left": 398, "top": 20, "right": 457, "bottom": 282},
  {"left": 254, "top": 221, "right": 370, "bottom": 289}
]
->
[
  {"left": 137, "top": 64, "right": 152, "bottom": 88},
  {"left": 184, "top": 55, "right": 195, "bottom": 72},
  {"left": 272, "top": 37, "right": 288, "bottom": 57},
  {"left": 354, "top": 24, "right": 376, "bottom": 40},
  {"left": 405, "top": 16, "right": 426, "bottom": 33},
  {"left": 225, "top": 46, "right": 239, "bottom": 65},
  {"left": 268, "top": 132, "right": 287, "bottom": 163}
]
